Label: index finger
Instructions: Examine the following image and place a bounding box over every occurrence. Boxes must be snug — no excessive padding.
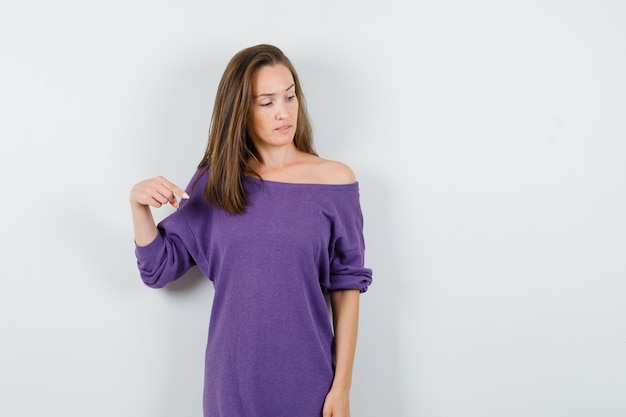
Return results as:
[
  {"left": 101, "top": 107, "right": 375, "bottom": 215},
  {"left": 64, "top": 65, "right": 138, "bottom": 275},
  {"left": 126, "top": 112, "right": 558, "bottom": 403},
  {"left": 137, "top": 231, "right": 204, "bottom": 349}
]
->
[{"left": 158, "top": 177, "right": 190, "bottom": 200}]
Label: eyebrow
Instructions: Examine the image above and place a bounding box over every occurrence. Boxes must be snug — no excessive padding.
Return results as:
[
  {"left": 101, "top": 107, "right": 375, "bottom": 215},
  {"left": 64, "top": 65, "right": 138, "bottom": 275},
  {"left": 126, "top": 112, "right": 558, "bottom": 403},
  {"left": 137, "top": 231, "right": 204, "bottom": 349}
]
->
[{"left": 254, "top": 83, "right": 295, "bottom": 99}]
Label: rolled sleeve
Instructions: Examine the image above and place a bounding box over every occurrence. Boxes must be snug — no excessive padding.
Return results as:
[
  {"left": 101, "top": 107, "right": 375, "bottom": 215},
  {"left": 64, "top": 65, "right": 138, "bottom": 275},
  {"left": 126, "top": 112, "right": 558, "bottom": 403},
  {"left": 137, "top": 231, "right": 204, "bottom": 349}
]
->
[{"left": 134, "top": 210, "right": 196, "bottom": 288}]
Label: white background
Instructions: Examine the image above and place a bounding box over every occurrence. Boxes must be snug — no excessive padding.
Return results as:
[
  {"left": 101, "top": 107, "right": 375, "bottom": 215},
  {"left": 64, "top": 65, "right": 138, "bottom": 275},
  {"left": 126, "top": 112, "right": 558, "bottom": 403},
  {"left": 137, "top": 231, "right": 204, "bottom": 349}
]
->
[{"left": 1, "top": 1, "right": 625, "bottom": 416}]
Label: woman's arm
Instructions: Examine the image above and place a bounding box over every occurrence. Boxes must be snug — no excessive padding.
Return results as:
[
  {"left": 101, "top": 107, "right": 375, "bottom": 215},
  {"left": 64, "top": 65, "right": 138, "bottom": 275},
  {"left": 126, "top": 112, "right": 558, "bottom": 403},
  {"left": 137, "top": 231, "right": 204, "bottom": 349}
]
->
[
  {"left": 323, "top": 289, "right": 360, "bottom": 417},
  {"left": 130, "top": 176, "right": 188, "bottom": 246}
]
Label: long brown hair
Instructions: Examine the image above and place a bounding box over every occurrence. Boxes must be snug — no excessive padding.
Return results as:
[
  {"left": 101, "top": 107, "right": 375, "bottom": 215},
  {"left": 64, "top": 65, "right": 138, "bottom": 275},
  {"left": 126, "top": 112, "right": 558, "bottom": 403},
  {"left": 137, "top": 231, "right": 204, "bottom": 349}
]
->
[{"left": 198, "top": 44, "right": 316, "bottom": 214}]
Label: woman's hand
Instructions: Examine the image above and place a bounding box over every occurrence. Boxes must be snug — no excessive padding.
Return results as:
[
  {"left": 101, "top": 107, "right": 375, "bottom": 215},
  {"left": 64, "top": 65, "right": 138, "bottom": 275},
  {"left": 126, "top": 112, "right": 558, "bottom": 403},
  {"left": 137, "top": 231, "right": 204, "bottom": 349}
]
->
[
  {"left": 130, "top": 176, "right": 189, "bottom": 209},
  {"left": 322, "top": 387, "right": 350, "bottom": 417},
  {"left": 130, "top": 176, "right": 188, "bottom": 246}
]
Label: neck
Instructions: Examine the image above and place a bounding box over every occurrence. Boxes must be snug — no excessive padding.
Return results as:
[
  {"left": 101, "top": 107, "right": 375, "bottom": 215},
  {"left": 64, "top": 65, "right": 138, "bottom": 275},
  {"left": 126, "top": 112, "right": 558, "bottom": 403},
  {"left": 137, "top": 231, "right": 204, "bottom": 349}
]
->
[{"left": 249, "top": 143, "right": 301, "bottom": 174}]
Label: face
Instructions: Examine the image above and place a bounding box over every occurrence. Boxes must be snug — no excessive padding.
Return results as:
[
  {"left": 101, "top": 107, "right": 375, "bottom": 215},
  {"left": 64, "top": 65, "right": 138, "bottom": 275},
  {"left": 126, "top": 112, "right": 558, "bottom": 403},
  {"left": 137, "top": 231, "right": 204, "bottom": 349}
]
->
[{"left": 248, "top": 64, "right": 298, "bottom": 149}]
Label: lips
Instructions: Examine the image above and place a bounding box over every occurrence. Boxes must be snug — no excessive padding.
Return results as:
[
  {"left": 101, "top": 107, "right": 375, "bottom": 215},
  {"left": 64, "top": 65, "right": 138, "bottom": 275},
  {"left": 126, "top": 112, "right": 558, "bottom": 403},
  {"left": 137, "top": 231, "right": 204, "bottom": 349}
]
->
[{"left": 276, "top": 124, "right": 292, "bottom": 133}]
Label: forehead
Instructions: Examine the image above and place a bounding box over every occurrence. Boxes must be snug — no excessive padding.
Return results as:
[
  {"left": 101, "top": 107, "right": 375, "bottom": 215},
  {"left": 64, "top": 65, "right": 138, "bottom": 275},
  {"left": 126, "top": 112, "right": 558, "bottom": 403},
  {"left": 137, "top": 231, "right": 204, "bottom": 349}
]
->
[{"left": 251, "top": 65, "right": 295, "bottom": 96}]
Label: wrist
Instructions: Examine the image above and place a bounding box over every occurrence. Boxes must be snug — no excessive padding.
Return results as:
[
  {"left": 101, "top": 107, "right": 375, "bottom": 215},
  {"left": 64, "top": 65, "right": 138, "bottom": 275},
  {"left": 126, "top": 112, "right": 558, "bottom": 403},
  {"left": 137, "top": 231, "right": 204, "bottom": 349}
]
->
[
  {"left": 130, "top": 199, "right": 149, "bottom": 210},
  {"left": 330, "top": 378, "right": 352, "bottom": 393}
]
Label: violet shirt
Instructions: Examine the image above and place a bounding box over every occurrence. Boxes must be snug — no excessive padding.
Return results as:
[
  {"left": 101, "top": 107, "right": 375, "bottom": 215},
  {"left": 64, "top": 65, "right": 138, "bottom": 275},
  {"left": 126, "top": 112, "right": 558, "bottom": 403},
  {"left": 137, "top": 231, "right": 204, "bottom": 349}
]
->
[{"left": 135, "top": 169, "right": 373, "bottom": 417}]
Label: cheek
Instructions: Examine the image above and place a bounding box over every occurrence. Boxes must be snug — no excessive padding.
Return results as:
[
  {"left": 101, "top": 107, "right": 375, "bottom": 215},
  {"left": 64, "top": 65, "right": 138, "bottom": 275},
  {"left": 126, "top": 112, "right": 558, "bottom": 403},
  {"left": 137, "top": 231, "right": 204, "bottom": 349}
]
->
[
  {"left": 256, "top": 112, "right": 270, "bottom": 130},
  {"left": 291, "top": 101, "right": 299, "bottom": 119},
  {"left": 249, "top": 111, "right": 263, "bottom": 131}
]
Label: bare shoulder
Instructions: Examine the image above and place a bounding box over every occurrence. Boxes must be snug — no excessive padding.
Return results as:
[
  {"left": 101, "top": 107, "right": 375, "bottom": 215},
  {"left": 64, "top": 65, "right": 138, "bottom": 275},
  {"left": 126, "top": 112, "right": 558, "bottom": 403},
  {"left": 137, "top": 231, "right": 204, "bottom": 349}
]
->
[
  {"left": 320, "top": 159, "right": 356, "bottom": 184},
  {"left": 306, "top": 155, "right": 356, "bottom": 184}
]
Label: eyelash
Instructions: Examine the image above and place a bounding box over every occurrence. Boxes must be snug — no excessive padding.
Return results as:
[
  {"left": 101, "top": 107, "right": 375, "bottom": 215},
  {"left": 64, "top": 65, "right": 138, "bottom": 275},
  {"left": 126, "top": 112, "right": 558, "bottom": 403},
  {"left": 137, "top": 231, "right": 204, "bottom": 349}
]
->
[{"left": 260, "top": 95, "right": 296, "bottom": 107}]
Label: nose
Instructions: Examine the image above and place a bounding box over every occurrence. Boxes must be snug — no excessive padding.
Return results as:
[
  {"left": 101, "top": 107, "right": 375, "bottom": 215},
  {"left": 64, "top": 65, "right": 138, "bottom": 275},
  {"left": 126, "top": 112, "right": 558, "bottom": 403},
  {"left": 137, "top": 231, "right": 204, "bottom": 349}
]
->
[{"left": 275, "top": 102, "right": 289, "bottom": 120}]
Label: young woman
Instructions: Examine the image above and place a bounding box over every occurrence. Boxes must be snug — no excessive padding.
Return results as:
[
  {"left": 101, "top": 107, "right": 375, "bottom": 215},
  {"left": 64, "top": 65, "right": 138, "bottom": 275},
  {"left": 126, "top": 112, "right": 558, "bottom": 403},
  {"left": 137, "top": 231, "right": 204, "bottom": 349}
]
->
[{"left": 130, "top": 44, "right": 372, "bottom": 417}]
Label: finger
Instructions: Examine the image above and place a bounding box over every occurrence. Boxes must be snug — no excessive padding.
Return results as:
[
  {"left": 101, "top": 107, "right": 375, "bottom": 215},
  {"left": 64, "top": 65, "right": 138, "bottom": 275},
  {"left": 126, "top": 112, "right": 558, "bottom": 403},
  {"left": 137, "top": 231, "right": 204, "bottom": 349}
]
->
[
  {"left": 145, "top": 196, "right": 163, "bottom": 208},
  {"left": 154, "top": 186, "right": 179, "bottom": 208},
  {"left": 175, "top": 185, "right": 190, "bottom": 200},
  {"left": 168, "top": 193, "right": 180, "bottom": 209},
  {"left": 151, "top": 192, "right": 170, "bottom": 207},
  {"left": 157, "top": 177, "right": 190, "bottom": 200}
]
